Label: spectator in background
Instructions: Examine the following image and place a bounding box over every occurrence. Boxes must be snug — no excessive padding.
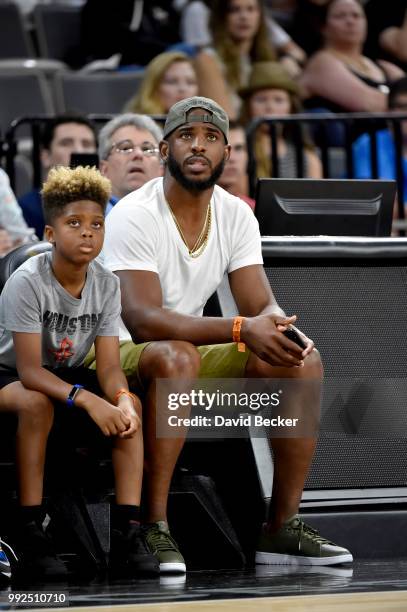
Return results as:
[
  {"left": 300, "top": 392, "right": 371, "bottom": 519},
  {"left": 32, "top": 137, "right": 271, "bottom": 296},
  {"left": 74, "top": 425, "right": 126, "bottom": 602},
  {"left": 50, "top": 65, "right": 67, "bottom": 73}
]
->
[
  {"left": 81, "top": 0, "right": 182, "bottom": 68},
  {"left": 299, "top": 0, "right": 404, "bottom": 113},
  {"left": 124, "top": 52, "right": 198, "bottom": 115},
  {"left": 240, "top": 62, "right": 322, "bottom": 180},
  {"left": 194, "top": 0, "right": 278, "bottom": 119},
  {"left": 181, "top": 1, "right": 306, "bottom": 75},
  {"left": 0, "top": 169, "right": 35, "bottom": 256},
  {"left": 353, "top": 76, "right": 407, "bottom": 203},
  {"left": 18, "top": 115, "right": 97, "bottom": 239},
  {"left": 98, "top": 114, "right": 164, "bottom": 214},
  {"left": 217, "top": 122, "right": 255, "bottom": 209}
]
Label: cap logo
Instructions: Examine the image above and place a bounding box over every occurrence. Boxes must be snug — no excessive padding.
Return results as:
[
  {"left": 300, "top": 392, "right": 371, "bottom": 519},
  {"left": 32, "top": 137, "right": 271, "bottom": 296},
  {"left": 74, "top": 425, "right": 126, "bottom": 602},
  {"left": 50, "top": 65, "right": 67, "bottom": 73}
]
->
[{"left": 186, "top": 114, "right": 214, "bottom": 124}]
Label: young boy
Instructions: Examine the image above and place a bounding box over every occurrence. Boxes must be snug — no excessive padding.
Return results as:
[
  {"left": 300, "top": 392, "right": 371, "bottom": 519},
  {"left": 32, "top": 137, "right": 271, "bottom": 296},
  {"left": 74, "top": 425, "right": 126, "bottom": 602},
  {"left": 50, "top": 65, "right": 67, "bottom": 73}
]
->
[{"left": 0, "top": 166, "right": 158, "bottom": 579}]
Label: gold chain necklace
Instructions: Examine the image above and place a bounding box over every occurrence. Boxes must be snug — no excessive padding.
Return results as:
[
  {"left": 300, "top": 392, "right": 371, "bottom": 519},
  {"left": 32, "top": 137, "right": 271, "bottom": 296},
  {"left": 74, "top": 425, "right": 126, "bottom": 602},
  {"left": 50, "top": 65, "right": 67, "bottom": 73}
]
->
[{"left": 167, "top": 201, "right": 212, "bottom": 258}]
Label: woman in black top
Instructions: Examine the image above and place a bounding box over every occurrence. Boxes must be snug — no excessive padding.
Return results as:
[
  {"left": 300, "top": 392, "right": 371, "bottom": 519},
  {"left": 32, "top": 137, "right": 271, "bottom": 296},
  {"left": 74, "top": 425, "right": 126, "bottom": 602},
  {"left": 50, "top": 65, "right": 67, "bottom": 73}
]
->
[{"left": 299, "top": 0, "right": 404, "bottom": 113}]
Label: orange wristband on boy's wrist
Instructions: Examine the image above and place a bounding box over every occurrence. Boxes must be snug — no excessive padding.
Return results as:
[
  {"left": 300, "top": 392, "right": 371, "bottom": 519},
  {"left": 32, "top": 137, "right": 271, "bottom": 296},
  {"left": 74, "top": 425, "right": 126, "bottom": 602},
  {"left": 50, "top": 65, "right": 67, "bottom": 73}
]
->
[{"left": 232, "top": 316, "right": 246, "bottom": 352}]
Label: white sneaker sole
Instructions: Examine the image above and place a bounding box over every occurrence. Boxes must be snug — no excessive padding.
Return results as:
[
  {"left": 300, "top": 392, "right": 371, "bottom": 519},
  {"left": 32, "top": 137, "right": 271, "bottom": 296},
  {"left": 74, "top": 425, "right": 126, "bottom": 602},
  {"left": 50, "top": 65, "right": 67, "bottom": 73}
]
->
[
  {"left": 255, "top": 551, "right": 353, "bottom": 566},
  {"left": 159, "top": 561, "right": 186, "bottom": 574}
]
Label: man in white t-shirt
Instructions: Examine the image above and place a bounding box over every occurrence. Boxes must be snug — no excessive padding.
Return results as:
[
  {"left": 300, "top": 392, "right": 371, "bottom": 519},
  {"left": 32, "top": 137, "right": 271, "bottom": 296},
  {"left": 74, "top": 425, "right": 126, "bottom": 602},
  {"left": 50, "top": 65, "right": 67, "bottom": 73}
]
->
[{"left": 96, "top": 96, "right": 352, "bottom": 573}]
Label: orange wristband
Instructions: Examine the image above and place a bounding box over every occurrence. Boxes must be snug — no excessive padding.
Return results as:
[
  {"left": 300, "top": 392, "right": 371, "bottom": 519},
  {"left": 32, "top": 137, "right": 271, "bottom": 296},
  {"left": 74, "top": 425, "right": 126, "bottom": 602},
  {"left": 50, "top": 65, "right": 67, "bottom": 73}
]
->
[
  {"left": 232, "top": 316, "right": 246, "bottom": 352},
  {"left": 115, "top": 388, "right": 138, "bottom": 407}
]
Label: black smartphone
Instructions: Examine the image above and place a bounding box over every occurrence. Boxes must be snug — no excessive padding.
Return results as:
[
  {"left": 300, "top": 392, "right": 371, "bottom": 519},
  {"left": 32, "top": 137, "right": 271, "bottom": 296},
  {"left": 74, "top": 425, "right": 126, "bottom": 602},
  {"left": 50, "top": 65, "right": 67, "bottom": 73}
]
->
[
  {"left": 70, "top": 153, "right": 99, "bottom": 168},
  {"left": 283, "top": 327, "right": 307, "bottom": 349}
]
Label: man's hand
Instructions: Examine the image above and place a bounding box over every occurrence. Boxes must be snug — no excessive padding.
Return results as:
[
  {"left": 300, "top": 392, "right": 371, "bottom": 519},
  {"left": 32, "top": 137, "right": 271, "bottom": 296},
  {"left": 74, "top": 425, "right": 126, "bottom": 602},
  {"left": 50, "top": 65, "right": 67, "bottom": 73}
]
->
[
  {"left": 241, "top": 314, "right": 311, "bottom": 367},
  {"left": 76, "top": 390, "right": 138, "bottom": 437}
]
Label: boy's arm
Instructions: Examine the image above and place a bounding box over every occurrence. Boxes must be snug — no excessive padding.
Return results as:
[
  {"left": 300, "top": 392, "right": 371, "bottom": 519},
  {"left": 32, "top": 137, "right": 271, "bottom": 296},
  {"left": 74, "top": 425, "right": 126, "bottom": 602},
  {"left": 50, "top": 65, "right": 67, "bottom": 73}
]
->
[
  {"left": 14, "top": 331, "right": 79, "bottom": 402},
  {"left": 13, "top": 332, "right": 138, "bottom": 437},
  {"left": 94, "top": 335, "right": 133, "bottom": 402},
  {"left": 94, "top": 335, "right": 142, "bottom": 429}
]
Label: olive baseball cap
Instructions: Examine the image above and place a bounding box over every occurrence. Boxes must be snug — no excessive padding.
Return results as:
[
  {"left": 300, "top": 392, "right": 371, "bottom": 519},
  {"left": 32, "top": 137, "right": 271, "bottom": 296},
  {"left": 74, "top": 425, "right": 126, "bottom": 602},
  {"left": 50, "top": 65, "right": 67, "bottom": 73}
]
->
[{"left": 163, "top": 96, "right": 229, "bottom": 142}]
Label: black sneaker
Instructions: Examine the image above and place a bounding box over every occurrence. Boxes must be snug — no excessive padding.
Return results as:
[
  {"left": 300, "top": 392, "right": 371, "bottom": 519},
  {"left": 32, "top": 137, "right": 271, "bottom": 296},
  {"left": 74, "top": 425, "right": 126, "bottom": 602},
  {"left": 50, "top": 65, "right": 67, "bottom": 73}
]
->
[
  {"left": 109, "top": 523, "right": 159, "bottom": 576},
  {"left": 16, "top": 520, "right": 68, "bottom": 580}
]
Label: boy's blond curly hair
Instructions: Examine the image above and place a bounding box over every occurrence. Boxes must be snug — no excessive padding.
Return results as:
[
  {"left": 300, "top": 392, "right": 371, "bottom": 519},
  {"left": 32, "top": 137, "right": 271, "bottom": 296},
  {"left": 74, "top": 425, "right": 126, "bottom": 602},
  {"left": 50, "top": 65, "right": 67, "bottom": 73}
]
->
[{"left": 42, "top": 166, "right": 111, "bottom": 224}]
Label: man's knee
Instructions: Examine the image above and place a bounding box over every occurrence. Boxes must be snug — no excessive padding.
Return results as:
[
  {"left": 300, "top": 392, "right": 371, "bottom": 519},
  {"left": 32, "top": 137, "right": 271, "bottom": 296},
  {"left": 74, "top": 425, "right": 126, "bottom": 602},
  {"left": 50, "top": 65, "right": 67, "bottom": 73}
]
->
[
  {"left": 303, "top": 348, "right": 323, "bottom": 379},
  {"left": 140, "top": 341, "right": 201, "bottom": 379}
]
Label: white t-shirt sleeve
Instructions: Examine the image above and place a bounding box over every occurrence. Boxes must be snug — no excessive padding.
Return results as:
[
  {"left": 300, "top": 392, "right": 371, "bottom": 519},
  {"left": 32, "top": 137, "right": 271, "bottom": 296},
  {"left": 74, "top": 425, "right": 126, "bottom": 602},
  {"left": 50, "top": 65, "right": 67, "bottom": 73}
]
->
[
  {"left": 103, "top": 204, "right": 160, "bottom": 274},
  {"left": 228, "top": 201, "right": 263, "bottom": 273}
]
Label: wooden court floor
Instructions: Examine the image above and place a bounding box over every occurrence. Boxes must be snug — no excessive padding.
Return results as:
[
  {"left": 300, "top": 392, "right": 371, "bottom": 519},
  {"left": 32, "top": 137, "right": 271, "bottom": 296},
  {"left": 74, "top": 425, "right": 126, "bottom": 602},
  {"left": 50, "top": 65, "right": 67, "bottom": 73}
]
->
[{"left": 52, "top": 590, "right": 407, "bottom": 612}]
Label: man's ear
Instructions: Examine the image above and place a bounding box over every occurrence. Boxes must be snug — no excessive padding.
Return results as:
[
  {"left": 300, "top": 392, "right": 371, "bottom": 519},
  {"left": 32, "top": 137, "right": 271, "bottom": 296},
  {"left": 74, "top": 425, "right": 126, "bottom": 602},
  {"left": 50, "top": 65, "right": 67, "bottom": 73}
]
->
[
  {"left": 159, "top": 140, "right": 169, "bottom": 163},
  {"left": 44, "top": 225, "right": 55, "bottom": 245},
  {"left": 224, "top": 143, "right": 231, "bottom": 162},
  {"left": 99, "top": 159, "right": 108, "bottom": 176}
]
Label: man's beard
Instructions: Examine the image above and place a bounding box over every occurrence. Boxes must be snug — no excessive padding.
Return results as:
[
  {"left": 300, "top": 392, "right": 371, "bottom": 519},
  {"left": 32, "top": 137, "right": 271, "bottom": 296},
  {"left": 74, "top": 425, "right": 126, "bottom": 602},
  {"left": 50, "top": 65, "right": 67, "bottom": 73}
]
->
[{"left": 167, "top": 151, "right": 226, "bottom": 193}]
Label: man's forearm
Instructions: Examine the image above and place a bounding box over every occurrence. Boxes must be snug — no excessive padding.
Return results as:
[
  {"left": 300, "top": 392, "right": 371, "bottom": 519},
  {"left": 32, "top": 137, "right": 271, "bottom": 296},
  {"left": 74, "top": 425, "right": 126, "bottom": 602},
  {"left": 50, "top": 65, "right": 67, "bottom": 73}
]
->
[
  {"left": 124, "top": 306, "right": 236, "bottom": 345},
  {"left": 124, "top": 299, "right": 286, "bottom": 346}
]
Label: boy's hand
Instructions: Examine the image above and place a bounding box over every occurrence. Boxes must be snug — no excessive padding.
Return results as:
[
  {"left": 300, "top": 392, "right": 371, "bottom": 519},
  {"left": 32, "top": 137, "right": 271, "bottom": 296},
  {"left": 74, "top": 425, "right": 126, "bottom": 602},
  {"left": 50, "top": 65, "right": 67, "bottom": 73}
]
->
[
  {"left": 117, "top": 394, "right": 142, "bottom": 438},
  {"left": 76, "top": 390, "right": 135, "bottom": 437}
]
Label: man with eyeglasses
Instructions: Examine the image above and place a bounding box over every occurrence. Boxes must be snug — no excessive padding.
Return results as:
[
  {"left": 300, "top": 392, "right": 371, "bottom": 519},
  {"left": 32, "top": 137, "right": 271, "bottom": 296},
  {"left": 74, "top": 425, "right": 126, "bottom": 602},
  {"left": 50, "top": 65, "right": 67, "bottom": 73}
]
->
[{"left": 98, "top": 114, "right": 163, "bottom": 214}]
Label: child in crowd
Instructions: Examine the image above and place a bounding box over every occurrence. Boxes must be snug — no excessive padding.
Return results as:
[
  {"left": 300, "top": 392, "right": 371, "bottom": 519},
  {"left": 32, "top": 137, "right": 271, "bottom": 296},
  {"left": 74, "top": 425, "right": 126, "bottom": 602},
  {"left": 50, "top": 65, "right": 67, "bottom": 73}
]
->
[
  {"left": 240, "top": 62, "right": 322, "bottom": 180},
  {"left": 0, "top": 166, "right": 157, "bottom": 580}
]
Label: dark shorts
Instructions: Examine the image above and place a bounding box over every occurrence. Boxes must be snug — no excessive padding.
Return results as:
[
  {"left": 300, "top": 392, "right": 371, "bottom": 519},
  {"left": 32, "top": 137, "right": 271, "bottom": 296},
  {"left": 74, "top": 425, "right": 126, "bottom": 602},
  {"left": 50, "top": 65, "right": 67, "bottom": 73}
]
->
[{"left": 0, "top": 366, "right": 109, "bottom": 449}]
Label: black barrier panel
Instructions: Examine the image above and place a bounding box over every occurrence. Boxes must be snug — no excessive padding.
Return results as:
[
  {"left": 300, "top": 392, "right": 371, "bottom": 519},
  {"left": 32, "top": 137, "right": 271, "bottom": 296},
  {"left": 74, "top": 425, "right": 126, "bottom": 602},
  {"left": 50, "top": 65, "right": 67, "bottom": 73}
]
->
[{"left": 255, "top": 237, "right": 407, "bottom": 492}]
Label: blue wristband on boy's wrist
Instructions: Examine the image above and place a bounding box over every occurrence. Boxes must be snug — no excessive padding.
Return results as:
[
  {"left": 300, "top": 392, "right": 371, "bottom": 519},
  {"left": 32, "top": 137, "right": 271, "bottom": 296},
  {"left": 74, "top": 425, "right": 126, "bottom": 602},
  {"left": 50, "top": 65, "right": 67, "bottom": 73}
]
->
[{"left": 66, "top": 384, "right": 84, "bottom": 408}]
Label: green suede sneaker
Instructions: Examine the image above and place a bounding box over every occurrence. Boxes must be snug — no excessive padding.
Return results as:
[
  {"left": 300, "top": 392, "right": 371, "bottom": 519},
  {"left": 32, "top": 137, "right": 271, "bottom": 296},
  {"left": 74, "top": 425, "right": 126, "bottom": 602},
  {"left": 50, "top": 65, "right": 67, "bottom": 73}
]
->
[
  {"left": 144, "top": 521, "right": 186, "bottom": 573},
  {"left": 255, "top": 516, "right": 353, "bottom": 566}
]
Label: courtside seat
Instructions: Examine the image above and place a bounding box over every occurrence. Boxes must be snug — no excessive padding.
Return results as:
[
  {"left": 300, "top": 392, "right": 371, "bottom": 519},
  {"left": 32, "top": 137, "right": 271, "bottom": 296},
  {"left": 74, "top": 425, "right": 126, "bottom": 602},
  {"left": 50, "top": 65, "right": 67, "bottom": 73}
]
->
[
  {"left": 54, "top": 71, "right": 145, "bottom": 114},
  {"left": 0, "top": 241, "right": 51, "bottom": 293}
]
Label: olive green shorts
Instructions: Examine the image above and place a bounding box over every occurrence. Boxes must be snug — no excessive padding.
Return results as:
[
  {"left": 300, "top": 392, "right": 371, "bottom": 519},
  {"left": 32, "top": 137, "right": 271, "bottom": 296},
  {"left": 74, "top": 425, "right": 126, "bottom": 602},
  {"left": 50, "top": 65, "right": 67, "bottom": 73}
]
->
[{"left": 84, "top": 341, "right": 250, "bottom": 388}]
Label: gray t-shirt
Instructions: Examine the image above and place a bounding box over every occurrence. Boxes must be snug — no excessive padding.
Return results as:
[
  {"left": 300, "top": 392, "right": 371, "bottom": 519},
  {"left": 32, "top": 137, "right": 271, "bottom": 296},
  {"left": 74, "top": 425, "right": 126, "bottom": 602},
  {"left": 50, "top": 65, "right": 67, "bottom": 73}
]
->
[{"left": 0, "top": 252, "right": 121, "bottom": 370}]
